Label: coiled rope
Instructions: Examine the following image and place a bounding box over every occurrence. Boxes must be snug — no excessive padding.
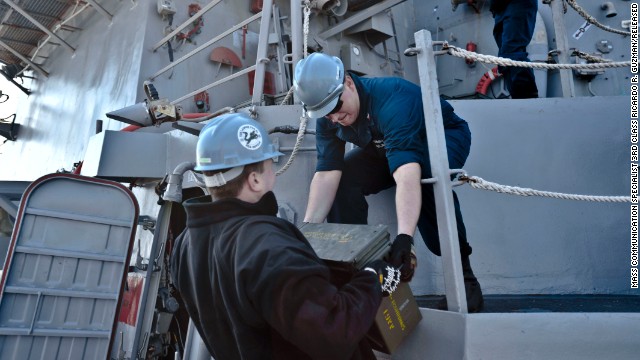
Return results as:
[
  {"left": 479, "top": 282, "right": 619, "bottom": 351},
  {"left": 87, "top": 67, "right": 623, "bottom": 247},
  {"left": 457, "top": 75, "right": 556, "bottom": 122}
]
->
[{"left": 459, "top": 174, "right": 631, "bottom": 203}]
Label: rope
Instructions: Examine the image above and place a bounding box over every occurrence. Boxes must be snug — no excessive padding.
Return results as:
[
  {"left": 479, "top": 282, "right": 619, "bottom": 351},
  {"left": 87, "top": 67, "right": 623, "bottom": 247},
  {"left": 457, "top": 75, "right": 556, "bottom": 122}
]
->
[
  {"left": 303, "top": 1, "right": 311, "bottom": 58},
  {"left": 565, "top": 0, "right": 631, "bottom": 37},
  {"left": 443, "top": 43, "right": 631, "bottom": 70},
  {"left": 279, "top": 86, "right": 295, "bottom": 106},
  {"left": 459, "top": 175, "right": 632, "bottom": 203},
  {"left": 275, "top": 1, "right": 313, "bottom": 176},
  {"left": 572, "top": 50, "right": 612, "bottom": 63},
  {"left": 276, "top": 115, "right": 309, "bottom": 176},
  {"left": 278, "top": 1, "right": 311, "bottom": 107}
]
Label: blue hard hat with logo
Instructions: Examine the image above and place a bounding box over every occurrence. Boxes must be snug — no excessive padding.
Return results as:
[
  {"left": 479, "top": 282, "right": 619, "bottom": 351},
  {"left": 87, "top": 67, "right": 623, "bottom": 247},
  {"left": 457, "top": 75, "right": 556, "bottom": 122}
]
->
[{"left": 195, "top": 113, "right": 282, "bottom": 186}]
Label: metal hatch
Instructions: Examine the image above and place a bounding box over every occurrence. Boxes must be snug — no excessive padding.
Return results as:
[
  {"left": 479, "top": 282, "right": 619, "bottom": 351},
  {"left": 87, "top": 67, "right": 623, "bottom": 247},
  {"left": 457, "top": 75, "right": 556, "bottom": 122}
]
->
[{"left": 0, "top": 174, "right": 139, "bottom": 360}]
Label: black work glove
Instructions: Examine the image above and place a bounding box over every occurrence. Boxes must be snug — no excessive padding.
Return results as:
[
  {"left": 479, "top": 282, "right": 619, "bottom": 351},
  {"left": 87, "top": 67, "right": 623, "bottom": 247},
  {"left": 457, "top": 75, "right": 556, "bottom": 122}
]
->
[
  {"left": 389, "top": 234, "right": 417, "bottom": 282},
  {"left": 364, "top": 259, "right": 402, "bottom": 296}
]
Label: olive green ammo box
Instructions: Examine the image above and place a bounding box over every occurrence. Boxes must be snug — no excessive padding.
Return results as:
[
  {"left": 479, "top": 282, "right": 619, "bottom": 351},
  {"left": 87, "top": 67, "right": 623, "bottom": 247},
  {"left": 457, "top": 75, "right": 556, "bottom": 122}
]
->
[{"left": 300, "top": 223, "right": 422, "bottom": 354}]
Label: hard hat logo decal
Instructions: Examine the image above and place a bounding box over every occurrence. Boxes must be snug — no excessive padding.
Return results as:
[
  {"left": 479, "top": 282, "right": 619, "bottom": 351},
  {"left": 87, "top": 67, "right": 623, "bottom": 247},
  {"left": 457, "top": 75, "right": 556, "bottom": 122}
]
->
[{"left": 237, "top": 124, "right": 262, "bottom": 150}]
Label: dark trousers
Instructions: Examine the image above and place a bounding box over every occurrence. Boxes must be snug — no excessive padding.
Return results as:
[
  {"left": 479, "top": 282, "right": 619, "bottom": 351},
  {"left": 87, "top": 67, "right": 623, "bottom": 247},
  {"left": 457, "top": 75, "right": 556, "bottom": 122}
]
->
[
  {"left": 327, "top": 142, "right": 473, "bottom": 257},
  {"left": 493, "top": 0, "right": 539, "bottom": 99}
]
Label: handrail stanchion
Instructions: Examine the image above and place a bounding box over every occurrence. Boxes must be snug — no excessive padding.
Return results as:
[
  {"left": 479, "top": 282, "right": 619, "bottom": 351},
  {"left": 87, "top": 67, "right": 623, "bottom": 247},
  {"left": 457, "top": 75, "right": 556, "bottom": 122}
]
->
[{"left": 413, "top": 30, "right": 468, "bottom": 313}]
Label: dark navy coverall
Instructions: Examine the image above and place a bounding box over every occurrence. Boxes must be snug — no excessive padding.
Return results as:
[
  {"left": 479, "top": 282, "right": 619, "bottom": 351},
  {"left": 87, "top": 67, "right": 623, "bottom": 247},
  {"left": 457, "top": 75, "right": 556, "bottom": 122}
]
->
[
  {"left": 491, "top": 0, "right": 539, "bottom": 99},
  {"left": 315, "top": 73, "right": 473, "bottom": 257}
]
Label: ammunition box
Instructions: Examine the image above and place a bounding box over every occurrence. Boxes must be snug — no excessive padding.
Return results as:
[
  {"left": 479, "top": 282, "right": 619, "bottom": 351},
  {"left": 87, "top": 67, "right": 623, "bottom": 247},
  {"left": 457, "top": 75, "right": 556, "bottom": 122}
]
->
[{"left": 301, "top": 223, "right": 422, "bottom": 354}]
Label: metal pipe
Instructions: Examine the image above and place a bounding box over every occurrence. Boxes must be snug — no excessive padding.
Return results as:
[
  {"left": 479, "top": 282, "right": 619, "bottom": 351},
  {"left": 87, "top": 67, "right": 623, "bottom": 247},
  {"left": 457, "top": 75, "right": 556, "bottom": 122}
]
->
[
  {"left": 271, "top": 5, "right": 288, "bottom": 94},
  {"left": 2, "top": 0, "right": 75, "bottom": 54},
  {"left": 164, "top": 162, "right": 197, "bottom": 203},
  {"left": 171, "top": 65, "right": 256, "bottom": 105},
  {"left": 151, "top": 0, "right": 222, "bottom": 52},
  {"left": 251, "top": 0, "right": 274, "bottom": 105},
  {"left": 290, "top": 0, "right": 302, "bottom": 103},
  {"left": 149, "top": 12, "right": 262, "bottom": 81},
  {"left": 130, "top": 202, "right": 173, "bottom": 360},
  {"left": 179, "top": 107, "right": 235, "bottom": 123}
]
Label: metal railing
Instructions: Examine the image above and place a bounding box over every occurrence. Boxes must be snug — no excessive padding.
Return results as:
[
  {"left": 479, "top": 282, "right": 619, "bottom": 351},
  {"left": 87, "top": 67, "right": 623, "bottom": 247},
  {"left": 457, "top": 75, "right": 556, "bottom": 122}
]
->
[
  {"left": 413, "top": 30, "right": 468, "bottom": 314},
  {"left": 150, "top": 0, "right": 274, "bottom": 108}
]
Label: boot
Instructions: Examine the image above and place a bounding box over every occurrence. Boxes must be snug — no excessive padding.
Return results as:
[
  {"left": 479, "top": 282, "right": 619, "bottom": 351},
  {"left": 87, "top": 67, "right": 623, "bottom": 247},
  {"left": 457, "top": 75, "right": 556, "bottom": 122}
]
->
[{"left": 437, "top": 256, "right": 484, "bottom": 313}]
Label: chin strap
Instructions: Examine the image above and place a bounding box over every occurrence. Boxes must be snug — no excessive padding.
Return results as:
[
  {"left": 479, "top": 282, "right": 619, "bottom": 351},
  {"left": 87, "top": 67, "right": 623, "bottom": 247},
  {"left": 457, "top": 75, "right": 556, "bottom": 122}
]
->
[{"left": 203, "top": 166, "right": 244, "bottom": 187}]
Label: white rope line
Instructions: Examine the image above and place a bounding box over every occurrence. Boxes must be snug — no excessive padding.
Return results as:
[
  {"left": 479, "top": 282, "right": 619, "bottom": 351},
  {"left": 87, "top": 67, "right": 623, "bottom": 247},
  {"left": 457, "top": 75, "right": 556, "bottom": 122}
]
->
[
  {"left": 279, "top": 86, "right": 295, "bottom": 106},
  {"left": 303, "top": 1, "right": 311, "bottom": 58},
  {"left": 460, "top": 175, "right": 631, "bottom": 203},
  {"left": 443, "top": 43, "right": 631, "bottom": 70},
  {"left": 565, "top": 0, "right": 631, "bottom": 37},
  {"left": 279, "top": 1, "right": 312, "bottom": 106},
  {"left": 275, "top": 1, "right": 313, "bottom": 176}
]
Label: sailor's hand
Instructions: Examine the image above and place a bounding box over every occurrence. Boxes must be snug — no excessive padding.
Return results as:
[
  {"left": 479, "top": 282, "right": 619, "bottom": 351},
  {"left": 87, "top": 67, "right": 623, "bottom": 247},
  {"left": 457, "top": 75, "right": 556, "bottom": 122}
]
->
[
  {"left": 390, "top": 234, "right": 417, "bottom": 282},
  {"left": 364, "top": 260, "right": 402, "bottom": 296}
]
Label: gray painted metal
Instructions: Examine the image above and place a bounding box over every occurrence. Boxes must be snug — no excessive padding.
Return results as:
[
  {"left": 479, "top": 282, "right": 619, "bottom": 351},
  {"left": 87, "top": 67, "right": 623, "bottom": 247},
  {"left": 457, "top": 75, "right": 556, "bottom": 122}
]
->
[
  {"left": 392, "top": 308, "right": 640, "bottom": 359},
  {"left": 0, "top": 1, "right": 636, "bottom": 357},
  {"left": 151, "top": 0, "right": 222, "bottom": 52},
  {"left": 82, "top": 130, "right": 170, "bottom": 181},
  {"left": 549, "top": 0, "right": 575, "bottom": 97},
  {"left": 414, "top": 30, "right": 467, "bottom": 313},
  {"left": 171, "top": 65, "right": 257, "bottom": 105},
  {"left": 271, "top": 5, "right": 290, "bottom": 95},
  {"left": 251, "top": 0, "right": 273, "bottom": 105},
  {"left": 318, "top": 0, "right": 407, "bottom": 40},
  {"left": 148, "top": 12, "right": 263, "bottom": 81},
  {"left": 82, "top": 129, "right": 199, "bottom": 187},
  {"left": 0, "top": 174, "right": 138, "bottom": 360},
  {"left": 128, "top": 202, "right": 172, "bottom": 360},
  {"left": 183, "top": 320, "right": 213, "bottom": 360},
  {"left": 447, "top": 95, "right": 631, "bottom": 296},
  {"left": 289, "top": 0, "right": 302, "bottom": 103}
]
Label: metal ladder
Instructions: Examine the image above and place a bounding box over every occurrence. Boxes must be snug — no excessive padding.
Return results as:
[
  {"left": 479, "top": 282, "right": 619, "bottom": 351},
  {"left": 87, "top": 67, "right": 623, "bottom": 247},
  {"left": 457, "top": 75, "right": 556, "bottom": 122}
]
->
[{"left": 149, "top": 0, "right": 275, "bottom": 108}]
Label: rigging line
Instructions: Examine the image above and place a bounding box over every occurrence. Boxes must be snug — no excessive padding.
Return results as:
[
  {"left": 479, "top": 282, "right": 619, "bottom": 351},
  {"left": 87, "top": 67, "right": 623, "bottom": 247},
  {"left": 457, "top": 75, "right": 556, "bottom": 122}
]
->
[
  {"left": 564, "top": 0, "right": 631, "bottom": 37},
  {"left": 443, "top": 44, "right": 631, "bottom": 70},
  {"left": 275, "top": 1, "right": 314, "bottom": 176},
  {"left": 459, "top": 175, "right": 632, "bottom": 203}
]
